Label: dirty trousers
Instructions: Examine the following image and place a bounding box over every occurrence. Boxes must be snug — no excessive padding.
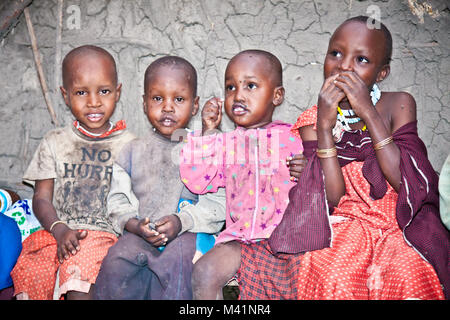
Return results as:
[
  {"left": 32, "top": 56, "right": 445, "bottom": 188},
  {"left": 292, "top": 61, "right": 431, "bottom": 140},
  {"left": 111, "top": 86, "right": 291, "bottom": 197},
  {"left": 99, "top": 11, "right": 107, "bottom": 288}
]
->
[{"left": 94, "top": 231, "right": 196, "bottom": 300}]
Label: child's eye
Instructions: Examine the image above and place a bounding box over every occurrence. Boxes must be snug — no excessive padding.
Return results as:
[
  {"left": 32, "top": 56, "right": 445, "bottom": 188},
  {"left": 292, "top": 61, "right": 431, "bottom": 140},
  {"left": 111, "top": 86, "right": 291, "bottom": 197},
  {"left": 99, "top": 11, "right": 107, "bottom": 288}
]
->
[
  {"left": 99, "top": 89, "right": 111, "bottom": 95},
  {"left": 330, "top": 50, "right": 342, "bottom": 58},
  {"left": 357, "top": 56, "right": 369, "bottom": 63},
  {"left": 153, "top": 96, "right": 162, "bottom": 102},
  {"left": 175, "top": 97, "right": 184, "bottom": 103},
  {"left": 247, "top": 83, "right": 257, "bottom": 90},
  {"left": 226, "top": 85, "right": 235, "bottom": 91},
  {"left": 75, "top": 90, "right": 87, "bottom": 96}
]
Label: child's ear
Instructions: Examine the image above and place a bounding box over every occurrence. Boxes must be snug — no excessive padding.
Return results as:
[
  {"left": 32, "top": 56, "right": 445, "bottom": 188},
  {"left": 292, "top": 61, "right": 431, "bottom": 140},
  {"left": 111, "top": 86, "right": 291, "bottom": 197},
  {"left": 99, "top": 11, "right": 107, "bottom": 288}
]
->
[
  {"left": 142, "top": 95, "right": 148, "bottom": 115},
  {"left": 192, "top": 96, "right": 200, "bottom": 116},
  {"left": 376, "top": 65, "right": 390, "bottom": 83},
  {"left": 115, "top": 83, "right": 122, "bottom": 102},
  {"left": 273, "top": 86, "right": 285, "bottom": 107},
  {"left": 60, "top": 86, "right": 70, "bottom": 106}
]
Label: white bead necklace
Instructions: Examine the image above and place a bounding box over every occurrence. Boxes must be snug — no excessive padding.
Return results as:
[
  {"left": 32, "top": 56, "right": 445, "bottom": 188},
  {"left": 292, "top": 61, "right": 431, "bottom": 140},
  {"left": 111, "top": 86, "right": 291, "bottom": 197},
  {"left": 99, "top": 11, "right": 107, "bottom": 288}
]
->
[{"left": 75, "top": 121, "right": 113, "bottom": 137}]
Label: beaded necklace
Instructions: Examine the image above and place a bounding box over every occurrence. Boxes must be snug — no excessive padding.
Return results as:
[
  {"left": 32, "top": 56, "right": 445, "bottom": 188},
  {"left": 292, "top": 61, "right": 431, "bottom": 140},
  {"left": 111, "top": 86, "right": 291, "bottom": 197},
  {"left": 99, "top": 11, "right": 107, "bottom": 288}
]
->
[
  {"left": 73, "top": 120, "right": 126, "bottom": 139},
  {"left": 332, "top": 84, "right": 380, "bottom": 142},
  {"left": 75, "top": 120, "right": 113, "bottom": 137}
]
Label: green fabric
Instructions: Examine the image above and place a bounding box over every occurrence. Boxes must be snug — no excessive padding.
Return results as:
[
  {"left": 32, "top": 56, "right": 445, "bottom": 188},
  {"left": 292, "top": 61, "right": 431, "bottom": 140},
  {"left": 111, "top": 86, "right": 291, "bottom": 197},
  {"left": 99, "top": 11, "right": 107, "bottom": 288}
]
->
[{"left": 439, "top": 154, "right": 450, "bottom": 230}]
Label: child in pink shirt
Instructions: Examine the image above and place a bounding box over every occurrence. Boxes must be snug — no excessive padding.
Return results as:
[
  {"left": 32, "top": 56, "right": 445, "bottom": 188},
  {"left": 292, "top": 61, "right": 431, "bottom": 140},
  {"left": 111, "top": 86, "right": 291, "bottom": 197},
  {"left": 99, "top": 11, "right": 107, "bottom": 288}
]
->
[{"left": 179, "top": 50, "right": 304, "bottom": 299}]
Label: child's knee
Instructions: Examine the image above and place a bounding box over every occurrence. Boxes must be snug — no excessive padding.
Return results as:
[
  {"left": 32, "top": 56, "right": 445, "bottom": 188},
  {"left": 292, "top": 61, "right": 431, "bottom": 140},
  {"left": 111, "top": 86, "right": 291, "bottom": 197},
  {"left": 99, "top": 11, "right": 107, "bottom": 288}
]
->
[
  {"left": 192, "top": 243, "right": 241, "bottom": 290},
  {"left": 192, "top": 255, "right": 216, "bottom": 287}
]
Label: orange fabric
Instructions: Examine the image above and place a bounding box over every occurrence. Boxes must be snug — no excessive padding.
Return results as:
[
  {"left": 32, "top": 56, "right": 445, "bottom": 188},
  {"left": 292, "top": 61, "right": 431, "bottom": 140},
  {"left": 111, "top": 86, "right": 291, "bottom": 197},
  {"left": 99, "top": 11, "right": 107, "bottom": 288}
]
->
[
  {"left": 291, "top": 105, "right": 318, "bottom": 137},
  {"left": 11, "top": 229, "right": 117, "bottom": 300},
  {"left": 290, "top": 107, "right": 444, "bottom": 299}
]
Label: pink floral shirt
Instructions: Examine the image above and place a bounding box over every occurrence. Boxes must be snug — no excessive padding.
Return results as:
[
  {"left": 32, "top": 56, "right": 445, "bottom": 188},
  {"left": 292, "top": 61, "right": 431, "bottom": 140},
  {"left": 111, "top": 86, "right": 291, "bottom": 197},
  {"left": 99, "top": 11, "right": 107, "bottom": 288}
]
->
[{"left": 180, "top": 121, "right": 302, "bottom": 244}]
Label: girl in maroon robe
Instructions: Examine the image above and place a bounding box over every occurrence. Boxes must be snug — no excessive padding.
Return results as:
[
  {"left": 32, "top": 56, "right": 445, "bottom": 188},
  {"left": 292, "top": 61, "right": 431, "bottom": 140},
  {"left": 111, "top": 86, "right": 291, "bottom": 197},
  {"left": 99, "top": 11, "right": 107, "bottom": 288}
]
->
[{"left": 238, "top": 16, "right": 448, "bottom": 300}]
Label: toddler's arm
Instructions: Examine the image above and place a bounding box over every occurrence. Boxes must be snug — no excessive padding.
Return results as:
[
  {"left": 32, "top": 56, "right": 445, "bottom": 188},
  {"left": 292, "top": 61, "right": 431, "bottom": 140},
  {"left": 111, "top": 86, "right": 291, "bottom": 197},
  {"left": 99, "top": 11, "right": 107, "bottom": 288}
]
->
[
  {"left": 33, "top": 179, "right": 87, "bottom": 263},
  {"left": 107, "top": 163, "right": 139, "bottom": 234},
  {"left": 286, "top": 153, "right": 307, "bottom": 181},
  {"left": 150, "top": 187, "right": 226, "bottom": 245},
  {"left": 202, "top": 97, "right": 223, "bottom": 135},
  {"left": 107, "top": 163, "right": 167, "bottom": 246},
  {"left": 177, "top": 187, "right": 226, "bottom": 235},
  {"left": 125, "top": 217, "right": 168, "bottom": 247}
]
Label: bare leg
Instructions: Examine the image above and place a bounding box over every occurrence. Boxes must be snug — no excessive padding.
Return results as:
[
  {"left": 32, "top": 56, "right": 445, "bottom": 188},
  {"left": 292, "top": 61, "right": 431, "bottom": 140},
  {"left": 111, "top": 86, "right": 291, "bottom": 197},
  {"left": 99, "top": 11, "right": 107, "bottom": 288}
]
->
[
  {"left": 192, "top": 241, "right": 241, "bottom": 300},
  {"left": 66, "top": 285, "right": 94, "bottom": 300}
]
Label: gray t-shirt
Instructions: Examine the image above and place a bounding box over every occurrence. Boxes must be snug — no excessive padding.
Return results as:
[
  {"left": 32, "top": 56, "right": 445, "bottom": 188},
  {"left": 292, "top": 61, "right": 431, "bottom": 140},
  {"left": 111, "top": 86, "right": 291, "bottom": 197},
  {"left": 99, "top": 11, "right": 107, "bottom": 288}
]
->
[
  {"left": 107, "top": 129, "right": 226, "bottom": 235},
  {"left": 23, "top": 124, "right": 136, "bottom": 234}
]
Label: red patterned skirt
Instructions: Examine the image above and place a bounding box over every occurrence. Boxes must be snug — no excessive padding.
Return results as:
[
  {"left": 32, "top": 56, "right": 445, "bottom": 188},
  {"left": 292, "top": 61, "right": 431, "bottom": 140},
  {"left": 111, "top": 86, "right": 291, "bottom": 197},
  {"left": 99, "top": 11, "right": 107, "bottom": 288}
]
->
[
  {"left": 239, "top": 218, "right": 444, "bottom": 300},
  {"left": 11, "top": 229, "right": 117, "bottom": 300}
]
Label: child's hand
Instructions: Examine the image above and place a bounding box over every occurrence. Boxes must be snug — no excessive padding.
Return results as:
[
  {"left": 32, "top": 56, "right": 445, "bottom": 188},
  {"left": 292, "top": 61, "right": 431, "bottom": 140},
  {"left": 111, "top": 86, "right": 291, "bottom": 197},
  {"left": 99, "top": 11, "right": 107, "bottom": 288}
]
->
[
  {"left": 334, "top": 71, "right": 374, "bottom": 119},
  {"left": 286, "top": 153, "right": 307, "bottom": 181},
  {"left": 136, "top": 217, "right": 167, "bottom": 247},
  {"left": 52, "top": 224, "right": 88, "bottom": 263},
  {"left": 154, "top": 214, "right": 182, "bottom": 245},
  {"left": 202, "top": 97, "right": 222, "bottom": 135},
  {"left": 317, "top": 74, "right": 346, "bottom": 131}
]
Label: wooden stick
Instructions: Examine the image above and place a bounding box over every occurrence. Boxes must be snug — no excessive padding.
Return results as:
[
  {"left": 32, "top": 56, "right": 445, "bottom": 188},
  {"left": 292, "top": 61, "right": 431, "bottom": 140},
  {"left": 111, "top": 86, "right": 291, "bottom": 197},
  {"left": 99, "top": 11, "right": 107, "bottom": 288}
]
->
[
  {"left": 0, "top": 0, "right": 33, "bottom": 39},
  {"left": 54, "top": 0, "right": 64, "bottom": 92},
  {"left": 24, "top": 6, "right": 59, "bottom": 126}
]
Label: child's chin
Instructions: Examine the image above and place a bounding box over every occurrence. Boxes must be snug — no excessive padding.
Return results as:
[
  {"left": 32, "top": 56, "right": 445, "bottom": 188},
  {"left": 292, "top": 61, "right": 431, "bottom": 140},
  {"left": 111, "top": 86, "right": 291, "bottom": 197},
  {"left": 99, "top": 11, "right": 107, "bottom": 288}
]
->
[
  {"left": 157, "top": 126, "right": 183, "bottom": 139},
  {"left": 230, "top": 115, "right": 248, "bottom": 126},
  {"left": 81, "top": 122, "right": 106, "bottom": 133}
]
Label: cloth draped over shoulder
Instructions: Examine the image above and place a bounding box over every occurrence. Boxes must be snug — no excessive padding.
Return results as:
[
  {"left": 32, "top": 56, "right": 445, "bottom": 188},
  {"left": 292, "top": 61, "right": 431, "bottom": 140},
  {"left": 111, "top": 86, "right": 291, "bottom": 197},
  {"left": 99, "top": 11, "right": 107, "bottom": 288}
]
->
[{"left": 268, "top": 106, "right": 450, "bottom": 299}]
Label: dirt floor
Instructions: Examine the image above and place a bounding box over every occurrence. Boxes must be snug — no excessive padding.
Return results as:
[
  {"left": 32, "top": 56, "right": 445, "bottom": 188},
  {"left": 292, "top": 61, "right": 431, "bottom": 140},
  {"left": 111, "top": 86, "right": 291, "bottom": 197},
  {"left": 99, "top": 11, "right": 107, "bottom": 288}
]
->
[{"left": 223, "top": 285, "right": 239, "bottom": 300}]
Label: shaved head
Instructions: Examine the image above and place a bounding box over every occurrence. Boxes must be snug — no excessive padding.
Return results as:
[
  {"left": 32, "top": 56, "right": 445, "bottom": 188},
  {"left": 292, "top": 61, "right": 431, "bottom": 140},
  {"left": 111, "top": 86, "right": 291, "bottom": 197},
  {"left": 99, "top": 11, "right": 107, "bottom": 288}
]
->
[
  {"left": 62, "top": 45, "right": 117, "bottom": 89},
  {"left": 339, "top": 16, "right": 393, "bottom": 65},
  {"left": 228, "top": 49, "right": 283, "bottom": 87},
  {"left": 144, "top": 56, "right": 197, "bottom": 97}
]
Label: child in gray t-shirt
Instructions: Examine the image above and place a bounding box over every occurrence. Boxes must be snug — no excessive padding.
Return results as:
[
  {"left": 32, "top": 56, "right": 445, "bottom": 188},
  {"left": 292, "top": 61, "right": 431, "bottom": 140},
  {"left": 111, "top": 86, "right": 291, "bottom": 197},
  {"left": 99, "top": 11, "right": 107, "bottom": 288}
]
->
[
  {"left": 94, "top": 56, "right": 225, "bottom": 300},
  {"left": 11, "top": 45, "right": 135, "bottom": 300}
]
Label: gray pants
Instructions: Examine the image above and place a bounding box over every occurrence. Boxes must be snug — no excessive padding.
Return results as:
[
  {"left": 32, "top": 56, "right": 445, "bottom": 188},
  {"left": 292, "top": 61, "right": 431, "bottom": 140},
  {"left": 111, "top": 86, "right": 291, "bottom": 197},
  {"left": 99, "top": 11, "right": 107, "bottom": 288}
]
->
[{"left": 94, "top": 231, "right": 196, "bottom": 300}]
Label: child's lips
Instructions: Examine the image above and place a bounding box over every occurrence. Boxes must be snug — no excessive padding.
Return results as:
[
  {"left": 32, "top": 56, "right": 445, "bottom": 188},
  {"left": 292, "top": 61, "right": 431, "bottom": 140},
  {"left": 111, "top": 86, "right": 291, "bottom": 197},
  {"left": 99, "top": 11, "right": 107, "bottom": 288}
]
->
[
  {"left": 232, "top": 103, "right": 248, "bottom": 116},
  {"left": 160, "top": 116, "right": 177, "bottom": 127},
  {"left": 86, "top": 113, "right": 104, "bottom": 122}
]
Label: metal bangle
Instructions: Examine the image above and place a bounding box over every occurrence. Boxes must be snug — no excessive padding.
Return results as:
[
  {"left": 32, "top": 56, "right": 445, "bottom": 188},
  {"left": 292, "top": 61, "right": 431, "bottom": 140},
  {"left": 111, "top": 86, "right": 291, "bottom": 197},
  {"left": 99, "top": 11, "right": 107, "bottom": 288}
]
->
[
  {"left": 316, "top": 147, "right": 337, "bottom": 158},
  {"left": 373, "top": 136, "right": 393, "bottom": 151},
  {"left": 49, "top": 220, "right": 68, "bottom": 233}
]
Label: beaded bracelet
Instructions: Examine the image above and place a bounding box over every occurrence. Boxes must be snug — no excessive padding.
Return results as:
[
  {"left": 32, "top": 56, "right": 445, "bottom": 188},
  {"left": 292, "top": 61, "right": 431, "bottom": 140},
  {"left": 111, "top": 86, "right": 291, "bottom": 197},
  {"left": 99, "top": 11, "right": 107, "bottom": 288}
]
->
[{"left": 373, "top": 136, "right": 393, "bottom": 151}]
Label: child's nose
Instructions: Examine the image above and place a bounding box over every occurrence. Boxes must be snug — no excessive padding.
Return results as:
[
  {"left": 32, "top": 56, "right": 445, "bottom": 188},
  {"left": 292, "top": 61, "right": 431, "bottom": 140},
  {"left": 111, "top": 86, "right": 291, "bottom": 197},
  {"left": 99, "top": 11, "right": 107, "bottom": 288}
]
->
[
  {"left": 339, "top": 56, "right": 353, "bottom": 71},
  {"left": 162, "top": 101, "right": 175, "bottom": 112},
  {"left": 87, "top": 93, "right": 101, "bottom": 107},
  {"left": 234, "top": 86, "right": 245, "bottom": 102}
]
